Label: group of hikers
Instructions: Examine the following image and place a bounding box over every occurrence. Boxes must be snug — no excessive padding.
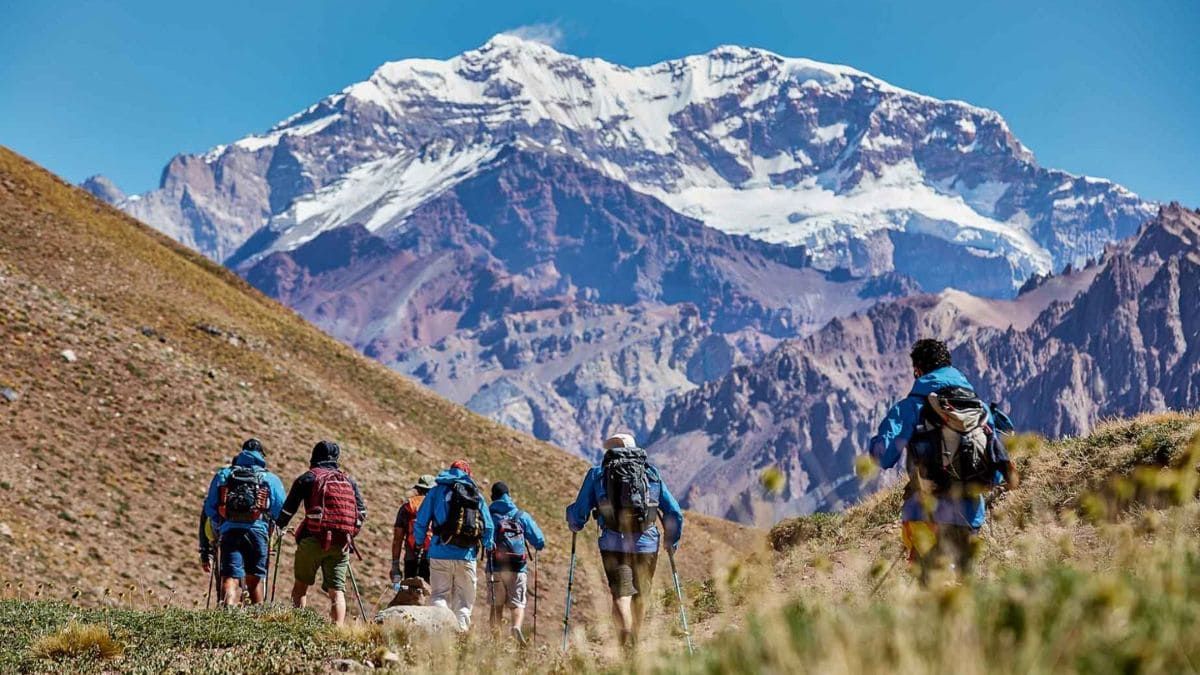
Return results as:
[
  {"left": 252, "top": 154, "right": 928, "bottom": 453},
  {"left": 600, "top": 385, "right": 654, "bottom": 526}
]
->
[
  {"left": 194, "top": 337, "right": 1012, "bottom": 650},
  {"left": 197, "top": 432, "right": 683, "bottom": 650}
]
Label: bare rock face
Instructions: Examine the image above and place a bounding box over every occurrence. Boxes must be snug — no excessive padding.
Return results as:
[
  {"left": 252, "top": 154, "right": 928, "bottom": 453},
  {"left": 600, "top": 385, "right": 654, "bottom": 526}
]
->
[
  {"left": 652, "top": 205, "right": 1200, "bottom": 524},
  {"left": 240, "top": 149, "right": 902, "bottom": 453}
]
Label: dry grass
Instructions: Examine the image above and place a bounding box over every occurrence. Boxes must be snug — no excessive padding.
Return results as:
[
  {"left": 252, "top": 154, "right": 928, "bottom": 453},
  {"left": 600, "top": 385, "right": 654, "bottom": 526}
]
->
[{"left": 29, "top": 621, "right": 123, "bottom": 662}]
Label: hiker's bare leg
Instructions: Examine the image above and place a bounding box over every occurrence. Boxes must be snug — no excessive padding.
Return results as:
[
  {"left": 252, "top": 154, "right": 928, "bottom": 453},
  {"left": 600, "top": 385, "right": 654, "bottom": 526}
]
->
[
  {"left": 512, "top": 606, "right": 526, "bottom": 631},
  {"left": 245, "top": 576, "right": 263, "bottom": 604},
  {"left": 222, "top": 578, "right": 241, "bottom": 607},
  {"left": 612, "top": 595, "right": 634, "bottom": 633},
  {"left": 632, "top": 593, "right": 646, "bottom": 638},
  {"left": 329, "top": 589, "right": 347, "bottom": 625},
  {"left": 292, "top": 581, "right": 309, "bottom": 609}
]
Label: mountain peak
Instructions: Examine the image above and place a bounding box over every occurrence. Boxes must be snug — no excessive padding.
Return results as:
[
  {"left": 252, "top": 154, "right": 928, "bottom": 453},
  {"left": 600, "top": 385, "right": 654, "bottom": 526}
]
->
[{"left": 79, "top": 174, "right": 125, "bottom": 204}]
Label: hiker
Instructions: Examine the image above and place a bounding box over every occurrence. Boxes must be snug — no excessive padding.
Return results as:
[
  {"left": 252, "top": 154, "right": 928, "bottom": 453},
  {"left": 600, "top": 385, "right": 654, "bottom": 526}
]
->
[
  {"left": 275, "top": 440, "right": 367, "bottom": 626},
  {"left": 413, "top": 459, "right": 494, "bottom": 632},
  {"left": 868, "top": 338, "right": 1014, "bottom": 577},
  {"left": 566, "top": 434, "right": 684, "bottom": 650},
  {"left": 487, "top": 481, "right": 545, "bottom": 644},
  {"left": 391, "top": 474, "right": 435, "bottom": 584},
  {"left": 202, "top": 438, "right": 287, "bottom": 607}
]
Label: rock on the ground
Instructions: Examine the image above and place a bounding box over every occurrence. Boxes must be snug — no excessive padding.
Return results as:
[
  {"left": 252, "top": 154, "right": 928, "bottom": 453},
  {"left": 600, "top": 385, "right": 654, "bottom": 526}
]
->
[
  {"left": 60, "top": 349, "right": 77, "bottom": 363},
  {"left": 375, "top": 605, "right": 458, "bottom": 641},
  {"left": 0, "top": 388, "right": 18, "bottom": 402},
  {"left": 0, "top": 523, "right": 12, "bottom": 539}
]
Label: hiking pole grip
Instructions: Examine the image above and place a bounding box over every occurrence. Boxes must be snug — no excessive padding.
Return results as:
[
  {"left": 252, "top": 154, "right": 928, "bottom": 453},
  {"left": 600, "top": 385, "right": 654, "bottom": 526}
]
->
[
  {"left": 667, "top": 549, "right": 694, "bottom": 655},
  {"left": 561, "top": 531, "right": 577, "bottom": 653}
]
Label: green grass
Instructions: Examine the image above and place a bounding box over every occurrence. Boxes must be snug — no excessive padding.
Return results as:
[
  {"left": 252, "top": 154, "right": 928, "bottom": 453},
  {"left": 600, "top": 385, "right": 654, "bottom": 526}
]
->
[{"left": 0, "top": 602, "right": 380, "bottom": 673}]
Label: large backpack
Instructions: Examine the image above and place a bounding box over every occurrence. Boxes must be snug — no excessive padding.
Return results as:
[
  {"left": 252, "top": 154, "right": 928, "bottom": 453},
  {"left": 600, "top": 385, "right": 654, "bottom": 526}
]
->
[
  {"left": 218, "top": 466, "right": 269, "bottom": 523},
  {"left": 492, "top": 511, "right": 528, "bottom": 571},
  {"left": 436, "top": 482, "right": 483, "bottom": 549},
  {"left": 303, "top": 467, "right": 360, "bottom": 549},
  {"left": 597, "top": 447, "right": 659, "bottom": 534},
  {"left": 908, "top": 386, "right": 1003, "bottom": 491}
]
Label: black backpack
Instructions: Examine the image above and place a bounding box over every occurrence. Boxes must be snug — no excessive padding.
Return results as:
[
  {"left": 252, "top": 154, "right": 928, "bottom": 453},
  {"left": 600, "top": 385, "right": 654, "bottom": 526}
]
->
[
  {"left": 597, "top": 447, "right": 659, "bottom": 533},
  {"left": 436, "top": 482, "right": 484, "bottom": 548},
  {"left": 908, "top": 386, "right": 1003, "bottom": 490},
  {"left": 219, "top": 466, "right": 269, "bottom": 523}
]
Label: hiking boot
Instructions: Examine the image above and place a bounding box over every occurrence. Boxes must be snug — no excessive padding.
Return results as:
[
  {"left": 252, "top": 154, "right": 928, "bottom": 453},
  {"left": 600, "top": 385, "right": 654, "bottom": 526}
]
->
[{"left": 511, "top": 626, "right": 527, "bottom": 646}]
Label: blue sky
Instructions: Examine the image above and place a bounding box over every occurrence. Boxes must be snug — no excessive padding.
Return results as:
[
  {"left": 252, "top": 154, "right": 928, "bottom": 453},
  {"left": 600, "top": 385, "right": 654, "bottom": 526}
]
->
[{"left": 1, "top": 0, "right": 1197, "bottom": 204}]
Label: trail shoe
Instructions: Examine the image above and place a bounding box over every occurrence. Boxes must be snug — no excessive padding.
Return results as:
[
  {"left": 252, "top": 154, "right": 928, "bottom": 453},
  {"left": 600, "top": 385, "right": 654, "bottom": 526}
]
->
[{"left": 511, "top": 626, "right": 528, "bottom": 646}]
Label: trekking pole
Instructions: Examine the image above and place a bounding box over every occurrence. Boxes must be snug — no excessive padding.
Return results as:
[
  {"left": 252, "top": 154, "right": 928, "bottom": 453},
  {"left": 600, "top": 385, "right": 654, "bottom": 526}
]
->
[
  {"left": 532, "top": 549, "right": 538, "bottom": 645},
  {"left": 870, "top": 549, "right": 906, "bottom": 597},
  {"left": 270, "top": 529, "right": 283, "bottom": 604},
  {"left": 346, "top": 559, "right": 369, "bottom": 623},
  {"left": 346, "top": 540, "right": 369, "bottom": 622},
  {"left": 205, "top": 559, "right": 215, "bottom": 609},
  {"left": 561, "top": 531, "right": 577, "bottom": 653},
  {"left": 666, "top": 548, "right": 694, "bottom": 655}
]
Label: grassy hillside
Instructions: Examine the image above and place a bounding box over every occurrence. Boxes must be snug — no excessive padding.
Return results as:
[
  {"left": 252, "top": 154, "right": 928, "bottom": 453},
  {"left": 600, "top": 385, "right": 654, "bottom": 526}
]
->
[{"left": 0, "top": 146, "right": 756, "bottom": 642}]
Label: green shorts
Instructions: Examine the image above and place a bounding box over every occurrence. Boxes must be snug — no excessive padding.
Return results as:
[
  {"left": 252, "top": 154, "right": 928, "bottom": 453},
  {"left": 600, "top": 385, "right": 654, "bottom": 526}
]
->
[{"left": 294, "top": 537, "right": 350, "bottom": 592}]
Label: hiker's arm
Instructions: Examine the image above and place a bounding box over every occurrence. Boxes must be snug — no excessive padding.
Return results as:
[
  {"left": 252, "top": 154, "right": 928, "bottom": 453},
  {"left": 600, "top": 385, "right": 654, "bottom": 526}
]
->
[
  {"left": 658, "top": 480, "right": 684, "bottom": 551},
  {"left": 202, "top": 471, "right": 222, "bottom": 524},
  {"left": 565, "top": 470, "right": 597, "bottom": 532},
  {"left": 275, "top": 474, "right": 311, "bottom": 530},
  {"left": 480, "top": 495, "right": 495, "bottom": 551},
  {"left": 869, "top": 399, "right": 917, "bottom": 470},
  {"left": 392, "top": 508, "right": 408, "bottom": 561},
  {"left": 198, "top": 511, "right": 212, "bottom": 557},
  {"left": 523, "top": 513, "right": 546, "bottom": 551},
  {"left": 352, "top": 478, "right": 367, "bottom": 527},
  {"left": 266, "top": 474, "right": 287, "bottom": 523}
]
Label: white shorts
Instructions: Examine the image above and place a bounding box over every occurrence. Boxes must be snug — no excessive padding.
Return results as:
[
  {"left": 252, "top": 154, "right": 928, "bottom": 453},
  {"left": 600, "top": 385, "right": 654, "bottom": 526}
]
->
[{"left": 489, "top": 570, "right": 527, "bottom": 609}]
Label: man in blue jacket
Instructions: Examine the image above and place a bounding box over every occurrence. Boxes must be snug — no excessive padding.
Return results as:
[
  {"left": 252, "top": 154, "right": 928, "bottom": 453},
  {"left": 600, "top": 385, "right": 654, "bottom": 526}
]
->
[
  {"left": 566, "top": 434, "right": 684, "bottom": 650},
  {"left": 202, "top": 438, "right": 287, "bottom": 606},
  {"left": 414, "top": 459, "right": 495, "bottom": 632},
  {"left": 487, "top": 481, "right": 545, "bottom": 645},
  {"left": 869, "top": 339, "right": 1006, "bottom": 575}
]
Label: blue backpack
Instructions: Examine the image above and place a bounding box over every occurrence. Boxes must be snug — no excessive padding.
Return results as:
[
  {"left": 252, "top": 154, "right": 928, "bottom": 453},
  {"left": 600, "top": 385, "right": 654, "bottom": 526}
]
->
[{"left": 492, "top": 512, "right": 527, "bottom": 571}]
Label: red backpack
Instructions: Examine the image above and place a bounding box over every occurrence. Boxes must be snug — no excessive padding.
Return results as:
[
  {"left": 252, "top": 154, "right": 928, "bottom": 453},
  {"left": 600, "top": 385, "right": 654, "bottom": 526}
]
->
[{"left": 303, "top": 467, "right": 360, "bottom": 550}]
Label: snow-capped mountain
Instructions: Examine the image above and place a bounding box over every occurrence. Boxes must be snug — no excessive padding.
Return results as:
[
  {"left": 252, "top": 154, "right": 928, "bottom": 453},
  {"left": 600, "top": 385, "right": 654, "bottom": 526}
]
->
[{"left": 108, "top": 34, "right": 1152, "bottom": 296}]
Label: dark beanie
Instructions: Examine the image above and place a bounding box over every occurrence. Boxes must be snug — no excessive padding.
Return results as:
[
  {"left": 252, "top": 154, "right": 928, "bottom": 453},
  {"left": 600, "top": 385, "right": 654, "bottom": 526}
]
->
[
  {"left": 310, "top": 440, "right": 340, "bottom": 467},
  {"left": 491, "top": 481, "right": 509, "bottom": 501},
  {"left": 242, "top": 438, "right": 264, "bottom": 455}
]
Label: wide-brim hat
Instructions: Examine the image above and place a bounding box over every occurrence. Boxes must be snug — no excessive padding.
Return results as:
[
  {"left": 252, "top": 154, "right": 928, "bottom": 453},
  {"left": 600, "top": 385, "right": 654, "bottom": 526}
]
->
[{"left": 413, "top": 474, "right": 436, "bottom": 490}]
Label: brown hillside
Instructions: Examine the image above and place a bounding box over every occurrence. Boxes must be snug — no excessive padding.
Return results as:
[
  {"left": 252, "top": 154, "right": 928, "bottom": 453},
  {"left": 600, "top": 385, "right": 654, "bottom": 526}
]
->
[{"left": 0, "top": 147, "right": 756, "bottom": 626}]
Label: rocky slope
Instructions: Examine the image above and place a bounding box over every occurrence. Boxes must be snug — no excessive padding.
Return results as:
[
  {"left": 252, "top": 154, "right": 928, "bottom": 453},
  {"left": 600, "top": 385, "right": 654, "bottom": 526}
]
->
[
  {"left": 0, "top": 148, "right": 753, "bottom": 615},
  {"left": 652, "top": 205, "right": 1200, "bottom": 524},
  {"left": 101, "top": 35, "right": 1152, "bottom": 296},
  {"left": 235, "top": 148, "right": 904, "bottom": 452}
]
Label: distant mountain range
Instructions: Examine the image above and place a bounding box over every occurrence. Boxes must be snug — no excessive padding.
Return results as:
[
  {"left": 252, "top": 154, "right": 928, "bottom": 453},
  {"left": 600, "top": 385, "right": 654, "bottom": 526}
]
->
[{"left": 82, "top": 35, "right": 1179, "bottom": 523}]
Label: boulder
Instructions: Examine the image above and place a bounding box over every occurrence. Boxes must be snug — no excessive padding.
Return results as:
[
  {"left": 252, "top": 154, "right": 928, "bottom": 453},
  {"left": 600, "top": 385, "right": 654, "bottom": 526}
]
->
[{"left": 375, "top": 605, "right": 457, "bottom": 641}]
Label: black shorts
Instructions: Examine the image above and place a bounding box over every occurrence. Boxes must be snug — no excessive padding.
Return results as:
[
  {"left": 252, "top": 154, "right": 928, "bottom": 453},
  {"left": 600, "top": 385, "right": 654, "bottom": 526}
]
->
[
  {"left": 403, "top": 556, "right": 430, "bottom": 581},
  {"left": 600, "top": 550, "right": 658, "bottom": 598}
]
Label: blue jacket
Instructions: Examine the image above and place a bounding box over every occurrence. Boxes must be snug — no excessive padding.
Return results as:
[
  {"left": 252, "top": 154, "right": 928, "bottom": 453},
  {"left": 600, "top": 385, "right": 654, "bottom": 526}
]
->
[
  {"left": 869, "top": 366, "right": 990, "bottom": 528},
  {"left": 566, "top": 463, "right": 684, "bottom": 554},
  {"left": 203, "top": 449, "right": 287, "bottom": 538},
  {"left": 413, "top": 468, "right": 495, "bottom": 561},
  {"left": 487, "top": 495, "right": 545, "bottom": 572}
]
